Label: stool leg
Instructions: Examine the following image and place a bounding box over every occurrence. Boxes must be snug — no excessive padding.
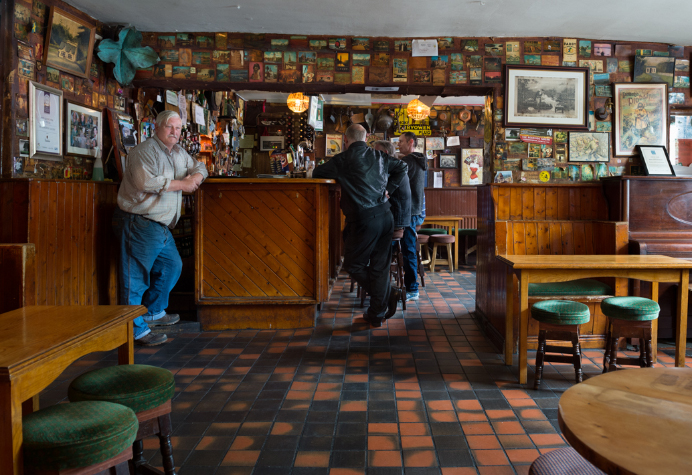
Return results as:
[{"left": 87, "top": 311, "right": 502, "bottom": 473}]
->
[
  {"left": 114, "top": 460, "right": 130, "bottom": 475},
  {"left": 396, "top": 242, "right": 406, "bottom": 311},
  {"left": 638, "top": 330, "right": 647, "bottom": 368},
  {"left": 430, "top": 243, "right": 438, "bottom": 273},
  {"left": 158, "top": 414, "right": 176, "bottom": 475},
  {"left": 608, "top": 332, "right": 619, "bottom": 373},
  {"left": 360, "top": 286, "right": 366, "bottom": 308},
  {"left": 447, "top": 243, "right": 454, "bottom": 272},
  {"left": 572, "top": 330, "right": 583, "bottom": 384},
  {"left": 534, "top": 329, "right": 547, "bottom": 390},
  {"left": 350, "top": 278, "right": 355, "bottom": 292},
  {"left": 645, "top": 325, "right": 654, "bottom": 368},
  {"left": 132, "top": 439, "right": 146, "bottom": 471},
  {"left": 602, "top": 321, "right": 612, "bottom": 373},
  {"left": 417, "top": 243, "right": 426, "bottom": 288}
]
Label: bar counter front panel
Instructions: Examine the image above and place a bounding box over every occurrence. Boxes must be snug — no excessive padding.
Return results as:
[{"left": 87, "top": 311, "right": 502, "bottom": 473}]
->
[{"left": 195, "top": 178, "right": 339, "bottom": 330}]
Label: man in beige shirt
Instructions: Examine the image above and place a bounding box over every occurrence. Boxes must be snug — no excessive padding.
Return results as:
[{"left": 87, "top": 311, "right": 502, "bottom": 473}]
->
[{"left": 113, "top": 110, "right": 208, "bottom": 346}]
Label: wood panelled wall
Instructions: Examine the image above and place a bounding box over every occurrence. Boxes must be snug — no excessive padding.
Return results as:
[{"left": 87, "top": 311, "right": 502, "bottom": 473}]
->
[
  {"left": 476, "top": 183, "right": 615, "bottom": 350},
  {"left": 425, "top": 187, "right": 478, "bottom": 228},
  {"left": 0, "top": 180, "right": 118, "bottom": 306}
]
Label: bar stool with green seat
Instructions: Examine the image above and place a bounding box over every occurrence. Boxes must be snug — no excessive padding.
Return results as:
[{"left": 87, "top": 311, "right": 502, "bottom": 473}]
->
[
  {"left": 600, "top": 296, "right": 660, "bottom": 373},
  {"left": 23, "top": 400, "right": 138, "bottom": 474},
  {"left": 68, "top": 364, "right": 176, "bottom": 475},
  {"left": 531, "top": 300, "right": 591, "bottom": 389}
]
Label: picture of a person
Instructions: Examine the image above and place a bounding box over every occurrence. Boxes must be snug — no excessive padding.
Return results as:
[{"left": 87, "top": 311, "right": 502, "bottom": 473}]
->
[
  {"left": 634, "top": 102, "right": 650, "bottom": 138},
  {"left": 250, "top": 63, "right": 261, "bottom": 80}
]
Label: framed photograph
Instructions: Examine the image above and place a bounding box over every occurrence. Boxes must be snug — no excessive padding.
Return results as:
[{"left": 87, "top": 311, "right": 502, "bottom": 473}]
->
[
  {"left": 29, "top": 81, "right": 63, "bottom": 161},
  {"left": 613, "top": 83, "right": 667, "bottom": 156},
  {"left": 44, "top": 7, "right": 96, "bottom": 79},
  {"left": 504, "top": 65, "right": 589, "bottom": 129},
  {"left": 636, "top": 145, "right": 675, "bottom": 176},
  {"left": 439, "top": 154, "right": 458, "bottom": 169},
  {"left": 568, "top": 132, "right": 609, "bottom": 162},
  {"left": 325, "top": 134, "right": 343, "bottom": 157},
  {"left": 106, "top": 108, "right": 136, "bottom": 180},
  {"left": 65, "top": 101, "right": 102, "bottom": 158}
]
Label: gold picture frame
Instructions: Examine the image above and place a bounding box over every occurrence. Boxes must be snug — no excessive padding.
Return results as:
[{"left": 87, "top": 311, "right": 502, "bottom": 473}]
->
[{"left": 44, "top": 7, "right": 96, "bottom": 79}]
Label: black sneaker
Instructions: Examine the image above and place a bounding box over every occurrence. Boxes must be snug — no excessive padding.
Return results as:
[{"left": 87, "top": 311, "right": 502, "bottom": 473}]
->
[
  {"left": 384, "top": 288, "right": 401, "bottom": 319},
  {"left": 135, "top": 332, "right": 168, "bottom": 346},
  {"left": 363, "top": 313, "right": 383, "bottom": 327}
]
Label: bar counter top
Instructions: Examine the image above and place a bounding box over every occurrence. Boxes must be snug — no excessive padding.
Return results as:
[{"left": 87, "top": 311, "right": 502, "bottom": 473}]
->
[{"left": 203, "top": 178, "right": 336, "bottom": 184}]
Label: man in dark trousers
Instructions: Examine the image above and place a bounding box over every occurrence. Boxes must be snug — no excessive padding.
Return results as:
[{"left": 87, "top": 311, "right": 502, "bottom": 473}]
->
[
  {"left": 313, "top": 124, "right": 408, "bottom": 326},
  {"left": 398, "top": 132, "right": 428, "bottom": 301}
]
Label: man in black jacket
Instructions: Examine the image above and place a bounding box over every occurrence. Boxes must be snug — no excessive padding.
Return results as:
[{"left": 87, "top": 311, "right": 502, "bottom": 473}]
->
[
  {"left": 398, "top": 132, "right": 428, "bottom": 301},
  {"left": 313, "top": 125, "right": 408, "bottom": 326}
]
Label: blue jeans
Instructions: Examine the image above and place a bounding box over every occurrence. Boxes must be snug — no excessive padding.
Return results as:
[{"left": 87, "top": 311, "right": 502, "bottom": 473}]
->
[
  {"left": 403, "top": 214, "right": 425, "bottom": 292},
  {"left": 112, "top": 208, "right": 182, "bottom": 339}
]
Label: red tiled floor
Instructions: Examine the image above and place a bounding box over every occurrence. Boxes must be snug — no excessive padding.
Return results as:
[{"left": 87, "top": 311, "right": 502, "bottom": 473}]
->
[{"left": 41, "top": 270, "right": 629, "bottom": 474}]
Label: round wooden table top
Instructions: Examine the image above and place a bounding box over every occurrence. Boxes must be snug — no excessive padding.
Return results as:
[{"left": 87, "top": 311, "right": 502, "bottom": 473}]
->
[{"left": 558, "top": 367, "right": 692, "bottom": 475}]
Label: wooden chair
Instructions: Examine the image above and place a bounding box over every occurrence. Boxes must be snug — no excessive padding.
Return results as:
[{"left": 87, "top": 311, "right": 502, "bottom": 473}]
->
[
  {"left": 69, "top": 365, "right": 177, "bottom": 475},
  {"left": 601, "top": 297, "right": 660, "bottom": 372},
  {"left": 22, "top": 401, "right": 138, "bottom": 475}
]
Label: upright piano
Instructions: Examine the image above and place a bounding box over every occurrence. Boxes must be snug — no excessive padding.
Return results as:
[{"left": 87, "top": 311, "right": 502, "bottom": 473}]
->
[{"left": 603, "top": 176, "right": 692, "bottom": 338}]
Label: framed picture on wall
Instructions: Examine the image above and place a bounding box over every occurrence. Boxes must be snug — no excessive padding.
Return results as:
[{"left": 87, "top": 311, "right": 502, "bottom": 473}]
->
[
  {"left": 461, "top": 148, "right": 484, "bottom": 185},
  {"left": 44, "top": 7, "right": 96, "bottom": 79},
  {"left": 29, "top": 81, "right": 63, "bottom": 161},
  {"left": 613, "top": 82, "right": 667, "bottom": 156},
  {"left": 567, "top": 132, "right": 609, "bottom": 162},
  {"left": 636, "top": 145, "right": 675, "bottom": 176},
  {"left": 65, "top": 101, "right": 102, "bottom": 158},
  {"left": 106, "top": 108, "right": 136, "bottom": 180},
  {"left": 326, "top": 134, "right": 343, "bottom": 157},
  {"left": 504, "top": 65, "right": 589, "bottom": 129},
  {"left": 439, "top": 154, "right": 458, "bottom": 168}
]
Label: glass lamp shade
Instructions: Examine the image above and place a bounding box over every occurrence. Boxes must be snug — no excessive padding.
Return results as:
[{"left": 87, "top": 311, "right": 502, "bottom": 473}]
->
[
  {"left": 407, "top": 98, "right": 430, "bottom": 121},
  {"left": 287, "top": 93, "right": 310, "bottom": 113}
]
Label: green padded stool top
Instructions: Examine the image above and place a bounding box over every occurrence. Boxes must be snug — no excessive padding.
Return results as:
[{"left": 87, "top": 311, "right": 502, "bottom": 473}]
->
[
  {"left": 531, "top": 300, "right": 591, "bottom": 325},
  {"left": 69, "top": 364, "right": 175, "bottom": 413},
  {"left": 529, "top": 279, "right": 612, "bottom": 297},
  {"left": 601, "top": 297, "right": 660, "bottom": 321},
  {"left": 418, "top": 228, "right": 448, "bottom": 236},
  {"left": 23, "top": 401, "right": 138, "bottom": 471}
]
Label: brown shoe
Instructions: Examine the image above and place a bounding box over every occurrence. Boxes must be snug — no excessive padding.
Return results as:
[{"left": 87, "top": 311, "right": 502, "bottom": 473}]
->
[
  {"left": 363, "top": 313, "right": 383, "bottom": 328},
  {"left": 135, "top": 332, "right": 168, "bottom": 346},
  {"left": 384, "top": 288, "right": 401, "bottom": 319}
]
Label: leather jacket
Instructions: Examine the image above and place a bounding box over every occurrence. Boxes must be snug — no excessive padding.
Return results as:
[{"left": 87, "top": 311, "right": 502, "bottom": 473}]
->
[
  {"left": 390, "top": 172, "right": 411, "bottom": 228},
  {"left": 313, "top": 141, "right": 408, "bottom": 222}
]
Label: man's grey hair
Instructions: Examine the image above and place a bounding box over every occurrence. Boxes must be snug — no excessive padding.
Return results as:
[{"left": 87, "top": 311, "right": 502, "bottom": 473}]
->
[
  {"left": 156, "top": 110, "right": 181, "bottom": 128},
  {"left": 373, "top": 140, "right": 395, "bottom": 156},
  {"left": 345, "top": 124, "right": 367, "bottom": 143}
]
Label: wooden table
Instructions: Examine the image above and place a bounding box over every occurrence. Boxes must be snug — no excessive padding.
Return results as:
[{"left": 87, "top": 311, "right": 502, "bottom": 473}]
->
[
  {"left": 423, "top": 216, "right": 467, "bottom": 270},
  {"left": 0, "top": 305, "right": 146, "bottom": 475},
  {"left": 499, "top": 254, "right": 692, "bottom": 384},
  {"left": 558, "top": 367, "right": 692, "bottom": 474}
]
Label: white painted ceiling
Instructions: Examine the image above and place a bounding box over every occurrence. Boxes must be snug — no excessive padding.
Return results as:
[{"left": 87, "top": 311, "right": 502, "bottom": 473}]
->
[{"left": 68, "top": 0, "right": 692, "bottom": 45}]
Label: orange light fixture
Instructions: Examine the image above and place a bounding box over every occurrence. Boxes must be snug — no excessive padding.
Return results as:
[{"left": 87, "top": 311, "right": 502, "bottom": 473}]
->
[
  {"left": 406, "top": 97, "right": 430, "bottom": 121},
  {"left": 287, "top": 92, "right": 310, "bottom": 113}
]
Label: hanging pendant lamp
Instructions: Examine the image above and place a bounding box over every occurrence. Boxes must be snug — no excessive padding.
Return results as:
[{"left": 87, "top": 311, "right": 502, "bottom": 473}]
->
[
  {"left": 287, "top": 92, "right": 310, "bottom": 113},
  {"left": 407, "top": 97, "right": 430, "bottom": 121}
]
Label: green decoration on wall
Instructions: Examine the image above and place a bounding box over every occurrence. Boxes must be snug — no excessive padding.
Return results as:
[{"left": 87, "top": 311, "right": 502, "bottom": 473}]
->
[{"left": 97, "top": 27, "right": 159, "bottom": 86}]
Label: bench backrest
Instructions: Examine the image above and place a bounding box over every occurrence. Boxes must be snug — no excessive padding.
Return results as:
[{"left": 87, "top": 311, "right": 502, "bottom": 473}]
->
[
  {"left": 0, "top": 244, "right": 36, "bottom": 313},
  {"left": 495, "top": 220, "right": 629, "bottom": 256}
]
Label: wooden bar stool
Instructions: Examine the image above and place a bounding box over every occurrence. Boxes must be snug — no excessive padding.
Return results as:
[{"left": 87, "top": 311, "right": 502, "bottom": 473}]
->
[
  {"left": 529, "top": 447, "right": 605, "bottom": 475},
  {"left": 600, "top": 297, "right": 660, "bottom": 373},
  {"left": 22, "top": 400, "right": 138, "bottom": 474},
  {"left": 416, "top": 233, "right": 429, "bottom": 287},
  {"left": 69, "top": 365, "right": 177, "bottom": 475},
  {"left": 429, "top": 234, "right": 455, "bottom": 272},
  {"left": 531, "top": 300, "right": 591, "bottom": 389}
]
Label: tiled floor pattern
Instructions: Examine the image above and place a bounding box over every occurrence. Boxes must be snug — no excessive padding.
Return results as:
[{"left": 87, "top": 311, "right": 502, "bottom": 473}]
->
[{"left": 40, "top": 268, "right": 690, "bottom": 475}]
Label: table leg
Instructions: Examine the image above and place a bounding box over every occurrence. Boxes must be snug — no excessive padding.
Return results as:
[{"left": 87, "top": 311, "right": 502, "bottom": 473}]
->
[
  {"left": 454, "top": 223, "right": 459, "bottom": 271},
  {"left": 0, "top": 383, "right": 23, "bottom": 475},
  {"left": 651, "top": 282, "right": 659, "bottom": 363},
  {"left": 676, "top": 270, "right": 689, "bottom": 368},
  {"left": 118, "top": 321, "right": 134, "bottom": 365},
  {"left": 505, "top": 268, "right": 514, "bottom": 366},
  {"left": 519, "top": 273, "right": 530, "bottom": 385}
]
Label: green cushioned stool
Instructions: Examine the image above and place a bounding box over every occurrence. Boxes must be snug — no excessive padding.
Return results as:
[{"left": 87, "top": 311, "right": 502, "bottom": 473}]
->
[
  {"left": 417, "top": 228, "right": 448, "bottom": 236},
  {"left": 69, "top": 365, "right": 176, "bottom": 475},
  {"left": 600, "top": 297, "right": 660, "bottom": 373},
  {"left": 529, "top": 279, "right": 613, "bottom": 297},
  {"left": 23, "top": 400, "right": 137, "bottom": 474},
  {"left": 531, "top": 300, "right": 591, "bottom": 389}
]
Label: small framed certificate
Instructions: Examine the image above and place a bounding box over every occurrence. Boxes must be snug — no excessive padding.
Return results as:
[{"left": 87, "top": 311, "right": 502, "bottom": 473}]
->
[{"left": 636, "top": 145, "right": 675, "bottom": 176}]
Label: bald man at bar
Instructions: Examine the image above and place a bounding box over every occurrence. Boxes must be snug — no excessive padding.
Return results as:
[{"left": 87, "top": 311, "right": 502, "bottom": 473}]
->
[{"left": 313, "top": 124, "right": 408, "bottom": 326}]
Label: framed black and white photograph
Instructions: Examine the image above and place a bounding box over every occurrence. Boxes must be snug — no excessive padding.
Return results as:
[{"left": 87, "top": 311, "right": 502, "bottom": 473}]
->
[
  {"left": 504, "top": 65, "right": 589, "bottom": 129},
  {"left": 568, "top": 132, "right": 610, "bottom": 162},
  {"left": 439, "top": 154, "right": 458, "bottom": 168},
  {"left": 636, "top": 145, "right": 675, "bottom": 176},
  {"left": 29, "top": 81, "right": 63, "bottom": 161},
  {"left": 65, "top": 101, "right": 102, "bottom": 158}
]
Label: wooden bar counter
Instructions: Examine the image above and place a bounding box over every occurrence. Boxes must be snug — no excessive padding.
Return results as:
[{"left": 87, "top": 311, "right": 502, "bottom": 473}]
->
[{"left": 194, "top": 178, "right": 340, "bottom": 330}]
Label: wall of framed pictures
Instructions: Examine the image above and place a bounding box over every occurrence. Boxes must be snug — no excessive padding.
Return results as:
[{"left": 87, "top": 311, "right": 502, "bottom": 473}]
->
[{"left": 3, "top": 0, "right": 692, "bottom": 183}]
